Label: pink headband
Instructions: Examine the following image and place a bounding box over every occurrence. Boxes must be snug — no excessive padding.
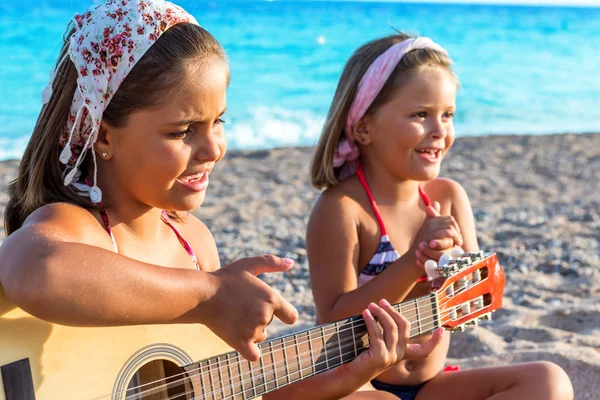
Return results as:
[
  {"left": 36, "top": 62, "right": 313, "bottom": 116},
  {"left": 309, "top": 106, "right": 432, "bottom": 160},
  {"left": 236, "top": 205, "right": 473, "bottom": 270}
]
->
[
  {"left": 333, "top": 37, "right": 449, "bottom": 180},
  {"left": 42, "top": 0, "right": 198, "bottom": 203}
]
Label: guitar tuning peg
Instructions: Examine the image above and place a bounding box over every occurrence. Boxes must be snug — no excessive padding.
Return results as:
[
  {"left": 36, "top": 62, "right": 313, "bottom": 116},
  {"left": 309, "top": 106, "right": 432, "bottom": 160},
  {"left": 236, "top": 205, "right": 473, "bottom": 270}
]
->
[
  {"left": 439, "top": 252, "right": 452, "bottom": 267},
  {"left": 480, "top": 313, "right": 492, "bottom": 321},
  {"left": 451, "top": 248, "right": 464, "bottom": 259},
  {"left": 424, "top": 260, "right": 438, "bottom": 281}
]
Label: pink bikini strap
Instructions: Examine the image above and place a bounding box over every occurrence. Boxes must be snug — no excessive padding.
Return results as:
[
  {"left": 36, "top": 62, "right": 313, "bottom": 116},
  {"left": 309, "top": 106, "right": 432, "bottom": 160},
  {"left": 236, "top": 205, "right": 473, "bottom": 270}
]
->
[
  {"left": 356, "top": 166, "right": 433, "bottom": 236},
  {"left": 96, "top": 207, "right": 199, "bottom": 270},
  {"left": 98, "top": 208, "right": 118, "bottom": 253},
  {"left": 418, "top": 186, "right": 432, "bottom": 207},
  {"left": 160, "top": 210, "right": 199, "bottom": 269},
  {"left": 356, "top": 166, "right": 388, "bottom": 236}
]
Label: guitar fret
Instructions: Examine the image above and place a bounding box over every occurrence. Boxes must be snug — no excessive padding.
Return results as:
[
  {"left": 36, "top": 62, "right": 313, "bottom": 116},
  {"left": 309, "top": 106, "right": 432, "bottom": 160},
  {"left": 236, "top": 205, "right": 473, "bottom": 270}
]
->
[
  {"left": 308, "top": 329, "right": 316, "bottom": 377},
  {"left": 225, "top": 353, "right": 235, "bottom": 400},
  {"left": 351, "top": 317, "right": 358, "bottom": 358},
  {"left": 236, "top": 357, "right": 245, "bottom": 400},
  {"left": 270, "top": 341, "right": 279, "bottom": 390},
  {"left": 207, "top": 358, "right": 216, "bottom": 400},
  {"left": 336, "top": 321, "right": 343, "bottom": 366},
  {"left": 259, "top": 347, "right": 266, "bottom": 395},
  {"left": 321, "top": 325, "right": 329, "bottom": 370},
  {"left": 199, "top": 360, "right": 207, "bottom": 400},
  {"left": 432, "top": 293, "right": 440, "bottom": 330},
  {"left": 416, "top": 299, "right": 422, "bottom": 336},
  {"left": 217, "top": 356, "right": 225, "bottom": 399},
  {"left": 283, "top": 338, "right": 290, "bottom": 385},
  {"left": 249, "top": 359, "right": 256, "bottom": 398},
  {"left": 295, "top": 334, "right": 303, "bottom": 380}
]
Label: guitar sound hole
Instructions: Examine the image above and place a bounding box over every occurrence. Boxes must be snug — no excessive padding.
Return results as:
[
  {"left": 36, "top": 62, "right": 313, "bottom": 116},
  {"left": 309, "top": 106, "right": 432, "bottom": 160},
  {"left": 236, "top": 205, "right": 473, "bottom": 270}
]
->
[{"left": 125, "top": 359, "right": 192, "bottom": 399}]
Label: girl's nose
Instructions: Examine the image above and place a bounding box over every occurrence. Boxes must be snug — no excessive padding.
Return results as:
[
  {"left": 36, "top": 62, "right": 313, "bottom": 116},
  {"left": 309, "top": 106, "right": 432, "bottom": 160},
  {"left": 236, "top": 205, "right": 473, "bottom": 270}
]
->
[
  {"left": 430, "top": 118, "right": 448, "bottom": 139},
  {"left": 195, "top": 129, "right": 224, "bottom": 163}
]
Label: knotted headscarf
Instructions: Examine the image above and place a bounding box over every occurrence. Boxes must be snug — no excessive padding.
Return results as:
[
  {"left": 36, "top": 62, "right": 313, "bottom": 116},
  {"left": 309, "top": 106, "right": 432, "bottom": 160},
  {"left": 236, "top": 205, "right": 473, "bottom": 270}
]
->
[
  {"left": 42, "top": 0, "right": 198, "bottom": 203},
  {"left": 333, "top": 37, "right": 449, "bottom": 180}
]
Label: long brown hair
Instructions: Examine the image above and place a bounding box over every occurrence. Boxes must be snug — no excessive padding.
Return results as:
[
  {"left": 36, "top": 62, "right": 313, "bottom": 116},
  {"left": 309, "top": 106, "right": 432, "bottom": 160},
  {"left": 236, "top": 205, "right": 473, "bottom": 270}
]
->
[
  {"left": 4, "top": 22, "right": 226, "bottom": 235},
  {"left": 310, "top": 33, "right": 455, "bottom": 190}
]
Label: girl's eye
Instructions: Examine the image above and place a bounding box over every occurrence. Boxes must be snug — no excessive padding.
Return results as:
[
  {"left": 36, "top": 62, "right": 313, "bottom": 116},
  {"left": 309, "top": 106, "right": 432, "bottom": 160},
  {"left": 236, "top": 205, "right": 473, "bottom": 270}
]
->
[
  {"left": 413, "top": 111, "right": 427, "bottom": 118},
  {"left": 215, "top": 118, "right": 226, "bottom": 125},
  {"left": 444, "top": 111, "right": 455, "bottom": 118},
  {"left": 170, "top": 129, "right": 190, "bottom": 139}
]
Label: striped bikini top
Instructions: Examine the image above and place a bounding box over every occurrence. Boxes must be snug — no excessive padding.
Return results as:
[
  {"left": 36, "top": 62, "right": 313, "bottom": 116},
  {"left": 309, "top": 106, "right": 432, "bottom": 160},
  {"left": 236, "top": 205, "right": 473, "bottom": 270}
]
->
[
  {"left": 356, "top": 166, "right": 431, "bottom": 287},
  {"left": 98, "top": 208, "right": 200, "bottom": 270}
]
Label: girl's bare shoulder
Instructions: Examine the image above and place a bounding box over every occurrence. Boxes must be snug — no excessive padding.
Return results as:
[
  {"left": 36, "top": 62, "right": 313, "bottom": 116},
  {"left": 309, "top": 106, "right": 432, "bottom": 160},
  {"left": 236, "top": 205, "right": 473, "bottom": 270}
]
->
[
  {"left": 311, "top": 176, "right": 367, "bottom": 219},
  {"left": 4, "top": 202, "right": 115, "bottom": 252},
  {"left": 422, "top": 177, "right": 472, "bottom": 214}
]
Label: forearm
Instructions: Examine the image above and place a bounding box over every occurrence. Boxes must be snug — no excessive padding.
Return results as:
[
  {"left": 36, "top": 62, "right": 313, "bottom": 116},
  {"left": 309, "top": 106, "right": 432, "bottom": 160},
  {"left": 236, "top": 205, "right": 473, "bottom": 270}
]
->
[
  {"left": 322, "top": 252, "right": 423, "bottom": 323},
  {"left": 263, "top": 362, "right": 372, "bottom": 400},
  {"left": 0, "top": 238, "right": 217, "bottom": 326}
]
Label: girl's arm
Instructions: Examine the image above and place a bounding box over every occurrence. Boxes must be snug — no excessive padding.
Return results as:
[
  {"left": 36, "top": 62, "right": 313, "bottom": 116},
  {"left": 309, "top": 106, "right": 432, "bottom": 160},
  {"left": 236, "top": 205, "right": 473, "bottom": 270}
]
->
[
  {"left": 263, "top": 300, "right": 444, "bottom": 400},
  {"left": 307, "top": 192, "right": 424, "bottom": 324},
  {"left": 0, "top": 203, "right": 297, "bottom": 361}
]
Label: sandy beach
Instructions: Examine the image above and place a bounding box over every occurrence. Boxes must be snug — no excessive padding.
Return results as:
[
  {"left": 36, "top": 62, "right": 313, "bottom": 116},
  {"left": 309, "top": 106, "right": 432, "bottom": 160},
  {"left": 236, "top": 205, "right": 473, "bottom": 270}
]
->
[{"left": 1, "top": 133, "right": 599, "bottom": 399}]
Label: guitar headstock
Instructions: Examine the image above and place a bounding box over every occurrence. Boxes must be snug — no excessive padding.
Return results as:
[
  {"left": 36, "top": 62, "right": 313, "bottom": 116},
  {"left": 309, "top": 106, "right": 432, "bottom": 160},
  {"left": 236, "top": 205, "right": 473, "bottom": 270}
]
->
[{"left": 428, "top": 251, "right": 505, "bottom": 332}]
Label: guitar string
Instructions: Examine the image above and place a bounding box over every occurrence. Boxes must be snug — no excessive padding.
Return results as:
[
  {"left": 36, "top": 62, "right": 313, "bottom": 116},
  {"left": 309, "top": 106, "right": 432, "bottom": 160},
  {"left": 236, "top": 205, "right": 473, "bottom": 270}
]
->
[
  {"left": 100, "top": 294, "right": 436, "bottom": 399},
  {"left": 125, "top": 302, "right": 478, "bottom": 400},
  {"left": 120, "top": 304, "right": 446, "bottom": 400},
  {"left": 100, "top": 273, "right": 488, "bottom": 399},
  {"left": 161, "top": 316, "right": 446, "bottom": 400}
]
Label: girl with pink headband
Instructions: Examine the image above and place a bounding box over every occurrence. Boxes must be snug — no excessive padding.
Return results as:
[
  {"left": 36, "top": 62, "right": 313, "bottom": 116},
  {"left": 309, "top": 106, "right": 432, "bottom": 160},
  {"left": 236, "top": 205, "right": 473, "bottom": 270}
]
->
[
  {"left": 307, "top": 33, "right": 573, "bottom": 399},
  {"left": 0, "top": 1, "right": 444, "bottom": 398}
]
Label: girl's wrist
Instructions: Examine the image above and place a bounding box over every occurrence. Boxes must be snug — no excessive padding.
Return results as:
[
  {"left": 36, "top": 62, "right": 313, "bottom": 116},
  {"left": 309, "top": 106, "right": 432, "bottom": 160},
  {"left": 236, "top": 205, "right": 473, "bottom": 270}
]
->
[
  {"left": 333, "top": 361, "right": 380, "bottom": 397},
  {"left": 401, "top": 250, "right": 426, "bottom": 278}
]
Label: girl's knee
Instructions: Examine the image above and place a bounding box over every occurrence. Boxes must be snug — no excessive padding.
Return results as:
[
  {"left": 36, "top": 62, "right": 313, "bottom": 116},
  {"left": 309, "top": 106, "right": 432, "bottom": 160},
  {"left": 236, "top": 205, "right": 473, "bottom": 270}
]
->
[{"left": 528, "top": 361, "right": 574, "bottom": 400}]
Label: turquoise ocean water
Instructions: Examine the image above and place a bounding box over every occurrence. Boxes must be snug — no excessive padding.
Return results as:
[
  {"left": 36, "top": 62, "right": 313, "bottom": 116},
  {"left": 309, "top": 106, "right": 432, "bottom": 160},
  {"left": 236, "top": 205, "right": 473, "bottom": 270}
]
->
[{"left": 1, "top": 0, "right": 599, "bottom": 160}]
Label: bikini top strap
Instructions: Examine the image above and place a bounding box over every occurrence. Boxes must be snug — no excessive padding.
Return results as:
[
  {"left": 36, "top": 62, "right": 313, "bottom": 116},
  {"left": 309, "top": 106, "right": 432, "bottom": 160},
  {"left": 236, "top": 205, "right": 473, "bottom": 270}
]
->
[
  {"left": 418, "top": 185, "right": 432, "bottom": 207},
  {"left": 356, "top": 165, "right": 388, "bottom": 236},
  {"left": 160, "top": 210, "right": 200, "bottom": 270},
  {"left": 98, "top": 208, "right": 119, "bottom": 253},
  {"left": 356, "top": 166, "right": 434, "bottom": 236}
]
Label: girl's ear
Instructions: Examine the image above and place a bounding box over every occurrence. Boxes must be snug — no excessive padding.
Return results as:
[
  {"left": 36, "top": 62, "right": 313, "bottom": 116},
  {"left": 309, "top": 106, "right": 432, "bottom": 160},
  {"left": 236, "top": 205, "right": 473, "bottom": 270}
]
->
[
  {"left": 94, "top": 121, "right": 114, "bottom": 160},
  {"left": 352, "top": 118, "right": 372, "bottom": 145}
]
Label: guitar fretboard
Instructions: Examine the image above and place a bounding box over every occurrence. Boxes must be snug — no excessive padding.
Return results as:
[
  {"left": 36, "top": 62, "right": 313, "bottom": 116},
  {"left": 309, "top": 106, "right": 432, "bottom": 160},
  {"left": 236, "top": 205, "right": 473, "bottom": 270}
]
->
[{"left": 182, "top": 293, "right": 439, "bottom": 400}]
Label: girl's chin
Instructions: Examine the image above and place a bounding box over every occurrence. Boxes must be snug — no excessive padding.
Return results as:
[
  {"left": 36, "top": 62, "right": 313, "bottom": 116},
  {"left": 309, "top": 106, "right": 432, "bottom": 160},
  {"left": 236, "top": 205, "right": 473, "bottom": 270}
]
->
[
  {"left": 168, "top": 193, "right": 207, "bottom": 212},
  {"left": 415, "top": 166, "right": 441, "bottom": 181}
]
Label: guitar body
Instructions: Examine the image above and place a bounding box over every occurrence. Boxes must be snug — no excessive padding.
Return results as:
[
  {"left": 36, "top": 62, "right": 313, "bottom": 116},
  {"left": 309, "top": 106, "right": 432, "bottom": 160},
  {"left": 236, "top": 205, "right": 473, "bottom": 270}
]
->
[{"left": 0, "top": 289, "right": 238, "bottom": 400}]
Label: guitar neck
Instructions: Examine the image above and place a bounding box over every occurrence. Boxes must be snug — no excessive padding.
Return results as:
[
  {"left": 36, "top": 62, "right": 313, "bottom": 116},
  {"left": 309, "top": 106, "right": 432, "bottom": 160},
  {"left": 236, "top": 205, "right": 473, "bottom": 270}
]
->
[{"left": 184, "top": 293, "right": 440, "bottom": 399}]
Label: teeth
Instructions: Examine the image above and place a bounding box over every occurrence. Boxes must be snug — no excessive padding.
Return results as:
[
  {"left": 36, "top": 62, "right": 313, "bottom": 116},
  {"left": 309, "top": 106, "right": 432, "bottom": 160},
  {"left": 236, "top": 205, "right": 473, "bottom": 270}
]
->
[{"left": 181, "top": 173, "right": 204, "bottom": 182}]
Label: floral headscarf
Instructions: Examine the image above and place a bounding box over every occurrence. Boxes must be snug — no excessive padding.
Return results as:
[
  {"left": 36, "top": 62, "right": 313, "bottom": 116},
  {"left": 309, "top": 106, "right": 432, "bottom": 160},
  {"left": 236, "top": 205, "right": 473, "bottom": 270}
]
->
[{"left": 42, "top": 0, "right": 198, "bottom": 203}]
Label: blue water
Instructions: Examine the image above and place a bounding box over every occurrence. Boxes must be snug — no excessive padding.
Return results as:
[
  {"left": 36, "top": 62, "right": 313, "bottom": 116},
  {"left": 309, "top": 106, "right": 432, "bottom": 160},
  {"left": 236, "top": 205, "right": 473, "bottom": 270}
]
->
[{"left": 1, "top": 1, "right": 600, "bottom": 160}]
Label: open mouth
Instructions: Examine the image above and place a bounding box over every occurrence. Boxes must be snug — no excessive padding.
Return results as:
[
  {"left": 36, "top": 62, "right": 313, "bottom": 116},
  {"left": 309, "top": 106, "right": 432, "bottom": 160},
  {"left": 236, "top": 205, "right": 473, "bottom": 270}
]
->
[
  {"left": 178, "top": 173, "right": 205, "bottom": 183},
  {"left": 415, "top": 148, "right": 443, "bottom": 162},
  {"left": 176, "top": 171, "right": 209, "bottom": 192}
]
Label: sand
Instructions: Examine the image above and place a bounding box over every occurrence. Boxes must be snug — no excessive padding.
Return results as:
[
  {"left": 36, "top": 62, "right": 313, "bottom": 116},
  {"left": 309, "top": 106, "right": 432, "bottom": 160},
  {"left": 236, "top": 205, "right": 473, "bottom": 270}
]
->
[{"left": 1, "top": 133, "right": 598, "bottom": 398}]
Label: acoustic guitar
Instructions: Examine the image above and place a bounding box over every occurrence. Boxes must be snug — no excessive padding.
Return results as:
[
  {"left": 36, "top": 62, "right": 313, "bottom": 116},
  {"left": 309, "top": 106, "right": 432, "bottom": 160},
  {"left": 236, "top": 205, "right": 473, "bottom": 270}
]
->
[{"left": 0, "top": 251, "right": 504, "bottom": 400}]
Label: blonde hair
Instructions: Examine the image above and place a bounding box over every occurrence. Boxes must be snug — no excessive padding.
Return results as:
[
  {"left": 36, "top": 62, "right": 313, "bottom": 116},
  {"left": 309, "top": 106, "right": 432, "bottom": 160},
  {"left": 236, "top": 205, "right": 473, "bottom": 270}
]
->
[
  {"left": 5, "top": 23, "right": 226, "bottom": 235},
  {"left": 310, "top": 33, "right": 455, "bottom": 190}
]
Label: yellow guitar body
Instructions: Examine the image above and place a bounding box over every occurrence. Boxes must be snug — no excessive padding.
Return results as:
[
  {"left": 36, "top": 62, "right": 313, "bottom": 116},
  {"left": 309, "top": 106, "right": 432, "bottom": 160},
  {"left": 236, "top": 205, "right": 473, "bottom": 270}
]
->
[{"left": 0, "top": 288, "right": 246, "bottom": 399}]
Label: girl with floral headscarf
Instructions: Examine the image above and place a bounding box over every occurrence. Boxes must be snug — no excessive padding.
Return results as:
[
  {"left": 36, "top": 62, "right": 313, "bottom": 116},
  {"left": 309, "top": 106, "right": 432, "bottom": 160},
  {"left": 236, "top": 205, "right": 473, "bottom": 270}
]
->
[{"left": 0, "top": 1, "right": 442, "bottom": 398}]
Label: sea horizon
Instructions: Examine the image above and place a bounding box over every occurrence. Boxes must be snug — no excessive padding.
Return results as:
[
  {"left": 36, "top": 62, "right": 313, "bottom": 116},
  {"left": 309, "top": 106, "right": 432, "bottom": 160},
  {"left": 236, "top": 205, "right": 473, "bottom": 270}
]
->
[{"left": 1, "top": 0, "right": 599, "bottom": 160}]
